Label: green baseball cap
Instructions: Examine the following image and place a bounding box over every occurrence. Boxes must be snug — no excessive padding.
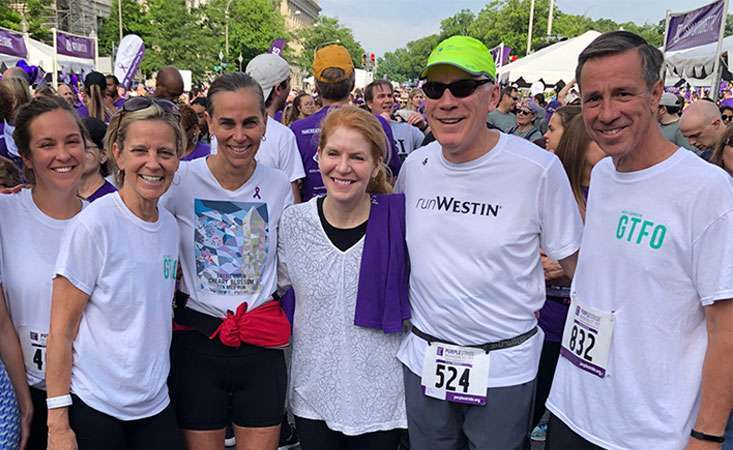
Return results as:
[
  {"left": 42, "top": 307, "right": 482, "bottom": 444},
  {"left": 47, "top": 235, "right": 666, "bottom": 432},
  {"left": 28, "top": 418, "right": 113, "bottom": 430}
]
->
[{"left": 421, "top": 35, "right": 496, "bottom": 81}]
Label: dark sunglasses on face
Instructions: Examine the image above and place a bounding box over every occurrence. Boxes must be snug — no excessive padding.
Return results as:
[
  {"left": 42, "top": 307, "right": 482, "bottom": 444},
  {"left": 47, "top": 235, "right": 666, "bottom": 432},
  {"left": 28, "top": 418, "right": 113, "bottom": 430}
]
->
[
  {"left": 722, "top": 114, "right": 733, "bottom": 121},
  {"left": 422, "top": 79, "right": 493, "bottom": 100},
  {"left": 123, "top": 96, "right": 181, "bottom": 119},
  {"left": 517, "top": 109, "right": 533, "bottom": 115}
]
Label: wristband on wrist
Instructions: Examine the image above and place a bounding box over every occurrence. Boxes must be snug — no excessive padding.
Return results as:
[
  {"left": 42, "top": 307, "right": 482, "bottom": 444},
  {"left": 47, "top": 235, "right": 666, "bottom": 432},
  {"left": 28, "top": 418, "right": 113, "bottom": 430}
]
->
[
  {"left": 690, "top": 429, "right": 725, "bottom": 443},
  {"left": 46, "top": 394, "right": 72, "bottom": 409}
]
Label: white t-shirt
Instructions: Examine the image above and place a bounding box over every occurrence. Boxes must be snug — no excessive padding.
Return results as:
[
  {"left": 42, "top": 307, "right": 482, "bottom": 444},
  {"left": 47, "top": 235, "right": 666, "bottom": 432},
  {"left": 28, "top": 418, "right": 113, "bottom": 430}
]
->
[
  {"left": 209, "top": 117, "right": 305, "bottom": 183},
  {"left": 395, "top": 134, "right": 583, "bottom": 388},
  {"left": 0, "top": 189, "right": 83, "bottom": 387},
  {"left": 547, "top": 149, "right": 733, "bottom": 450},
  {"left": 161, "top": 158, "right": 293, "bottom": 317},
  {"left": 390, "top": 122, "right": 425, "bottom": 157},
  {"left": 278, "top": 199, "right": 407, "bottom": 435},
  {"left": 54, "top": 192, "right": 179, "bottom": 420}
]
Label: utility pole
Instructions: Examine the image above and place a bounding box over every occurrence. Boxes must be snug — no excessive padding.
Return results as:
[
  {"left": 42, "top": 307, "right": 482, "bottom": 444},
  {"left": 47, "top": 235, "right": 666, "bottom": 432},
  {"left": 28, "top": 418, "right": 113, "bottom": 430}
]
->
[
  {"left": 118, "top": 0, "right": 123, "bottom": 42},
  {"left": 547, "top": 0, "right": 555, "bottom": 37},
  {"left": 526, "top": 0, "right": 535, "bottom": 55}
]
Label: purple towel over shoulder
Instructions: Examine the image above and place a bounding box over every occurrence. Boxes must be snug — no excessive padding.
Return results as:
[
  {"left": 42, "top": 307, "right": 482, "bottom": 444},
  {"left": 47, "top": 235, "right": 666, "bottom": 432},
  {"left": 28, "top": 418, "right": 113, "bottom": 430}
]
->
[{"left": 354, "top": 193, "right": 410, "bottom": 333}]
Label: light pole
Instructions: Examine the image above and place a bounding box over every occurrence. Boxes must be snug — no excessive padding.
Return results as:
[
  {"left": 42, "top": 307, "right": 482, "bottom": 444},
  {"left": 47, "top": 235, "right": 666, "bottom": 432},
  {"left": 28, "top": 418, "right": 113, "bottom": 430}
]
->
[
  {"left": 219, "top": 50, "right": 224, "bottom": 73},
  {"left": 237, "top": 52, "right": 243, "bottom": 72},
  {"left": 547, "top": 0, "right": 555, "bottom": 37},
  {"left": 118, "top": 0, "right": 123, "bottom": 42},
  {"left": 224, "top": 0, "right": 233, "bottom": 57},
  {"left": 526, "top": 0, "right": 536, "bottom": 55}
]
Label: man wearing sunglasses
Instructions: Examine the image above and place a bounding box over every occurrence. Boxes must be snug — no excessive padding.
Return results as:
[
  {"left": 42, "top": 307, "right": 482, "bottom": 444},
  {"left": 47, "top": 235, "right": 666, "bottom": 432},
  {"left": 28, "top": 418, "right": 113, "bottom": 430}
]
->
[
  {"left": 657, "top": 92, "right": 692, "bottom": 150},
  {"left": 488, "top": 86, "right": 518, "bottom": 132},
  {"left": 395, "top": 35, "right": 582, "bottom": 450}
]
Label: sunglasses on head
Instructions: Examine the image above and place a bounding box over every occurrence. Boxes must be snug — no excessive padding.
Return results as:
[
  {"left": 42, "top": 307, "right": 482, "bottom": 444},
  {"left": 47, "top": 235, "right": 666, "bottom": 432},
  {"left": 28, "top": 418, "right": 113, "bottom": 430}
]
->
[
  {"left": 422, "top": 79, "right": 492, "bottom": 100},
  {"left": 123, "top": 96, "right": 181, "bottom": 119}
]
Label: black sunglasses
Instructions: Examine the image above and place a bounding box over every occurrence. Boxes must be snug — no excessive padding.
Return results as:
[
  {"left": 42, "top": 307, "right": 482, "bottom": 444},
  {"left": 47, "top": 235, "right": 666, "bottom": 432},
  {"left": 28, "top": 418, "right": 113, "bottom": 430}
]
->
[
  {"left": 517, "top": 109, "right": 533, "bottom": 115},
  {"left": 422, "top": 79, "right": 492, "bottom": 100},
  {"left": 722, "top": 114, "right": 733, "bottom": 121},
  {"left": 123, "top": 96, "right": 181, "bottom": 118}
]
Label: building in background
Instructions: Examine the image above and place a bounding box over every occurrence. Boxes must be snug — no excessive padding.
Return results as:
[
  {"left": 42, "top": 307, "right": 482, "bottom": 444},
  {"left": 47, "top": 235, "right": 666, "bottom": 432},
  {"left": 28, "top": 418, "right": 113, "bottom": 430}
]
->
[{"left": 279, "top": 0, "right": 320, "bottom": 89}]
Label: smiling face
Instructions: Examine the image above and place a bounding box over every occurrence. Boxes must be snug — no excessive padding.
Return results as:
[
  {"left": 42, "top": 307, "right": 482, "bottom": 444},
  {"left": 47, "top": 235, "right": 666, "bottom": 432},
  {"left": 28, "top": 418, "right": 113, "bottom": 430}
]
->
[
  {"left": 425, "top": 65, "right": 498, "bottom": 161},
  {"left": 22, "top": 109, "right": 84, "bottom": 192},
  {"left": 579, "top": 49, "right": 662, "bottom": 166},
  {"left": 113, "top": 119, "right": 179, "bottom": 203},
  {"left": 82, "top": 139, "right": 106, "bottom": 177},
  {"left": 206, "top": 88, "right": 266, "bottom": 172},
  {"left": 318, "top": 126, "right": 379, "bottom": 206}
]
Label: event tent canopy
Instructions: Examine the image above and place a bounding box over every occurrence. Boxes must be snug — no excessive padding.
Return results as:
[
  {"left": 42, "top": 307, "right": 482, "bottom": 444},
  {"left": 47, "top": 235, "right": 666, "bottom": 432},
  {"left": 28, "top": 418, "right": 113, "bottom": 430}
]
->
[
  {"left": 664, "top": 35, "right": 733, "bottom": 81},
  {"left": 496, "top": 30, "right": 602, "bottom": 86}
]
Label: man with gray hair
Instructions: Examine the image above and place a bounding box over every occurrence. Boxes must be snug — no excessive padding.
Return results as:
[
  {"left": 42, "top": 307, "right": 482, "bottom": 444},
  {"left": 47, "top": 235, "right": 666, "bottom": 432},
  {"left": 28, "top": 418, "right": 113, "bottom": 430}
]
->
[
  {"left": 680, "top": 100, "right": 726, "bottom": 160},
  {"left": 546, "top": 31, "right": 733, "bottom": 450}
]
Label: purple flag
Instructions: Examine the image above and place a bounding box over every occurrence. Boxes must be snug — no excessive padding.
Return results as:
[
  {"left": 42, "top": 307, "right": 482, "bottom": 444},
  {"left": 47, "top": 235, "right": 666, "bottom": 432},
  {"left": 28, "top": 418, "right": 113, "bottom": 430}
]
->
[
  {"left": 56, "top": 31, "right": 95, "bottom": 59},
  {"left": 0, "top": 28, "right": 27, "bottom": 58},
  {"left": 665, "top": 0, "right": 725, "bottom": 52},
  {"left": 490, "top": 44, "right": 512, "bottom": 67},
  {"left": 269, "top": 38, "right": 286, "bottom": 57}
]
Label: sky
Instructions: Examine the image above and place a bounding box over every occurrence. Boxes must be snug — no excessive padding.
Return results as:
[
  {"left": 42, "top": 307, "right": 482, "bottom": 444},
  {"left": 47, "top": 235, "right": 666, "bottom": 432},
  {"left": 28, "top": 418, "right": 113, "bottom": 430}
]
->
[{"left": 318, "top": 0, "right": 727, "bottom": 56}]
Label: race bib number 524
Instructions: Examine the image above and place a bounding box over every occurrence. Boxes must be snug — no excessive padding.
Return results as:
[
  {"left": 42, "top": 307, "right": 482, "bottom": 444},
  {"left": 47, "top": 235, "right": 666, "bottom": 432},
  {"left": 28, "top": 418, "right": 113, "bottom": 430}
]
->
[
  {"left": 560, "top": 302, "right": 614, "bottom": 378},
  {"left": 421, "top": 342, "right": 490, "bottom": 406}
]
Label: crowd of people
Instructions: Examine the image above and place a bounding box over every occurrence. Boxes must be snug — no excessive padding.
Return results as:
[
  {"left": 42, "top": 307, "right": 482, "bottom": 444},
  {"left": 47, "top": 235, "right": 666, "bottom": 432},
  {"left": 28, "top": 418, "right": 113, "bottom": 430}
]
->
[{"left": 0, "top": 28, "right": 730, "bottom": 450}]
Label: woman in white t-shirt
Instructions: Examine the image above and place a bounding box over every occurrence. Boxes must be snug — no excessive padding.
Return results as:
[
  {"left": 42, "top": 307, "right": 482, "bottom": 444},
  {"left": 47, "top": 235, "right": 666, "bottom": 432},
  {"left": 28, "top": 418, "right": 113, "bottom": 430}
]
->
[
  {"left": 0, "top": 95, "right": 87, "bottom": 450},
  {"left": 278, "top": 106, "right": 408, "bottom": 450},
  {"left": 45, "top": 99, "right": 185, "bottom": 450},
  {"left": 162, "top": 72, "right": 292, "bottom": 450}
]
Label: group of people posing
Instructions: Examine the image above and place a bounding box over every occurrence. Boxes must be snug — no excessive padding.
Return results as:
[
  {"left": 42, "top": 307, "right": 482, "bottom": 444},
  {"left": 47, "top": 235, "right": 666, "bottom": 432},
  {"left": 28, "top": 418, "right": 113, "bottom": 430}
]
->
[{"left": 0, "top": 29, "right": 731, "bottom": 450}]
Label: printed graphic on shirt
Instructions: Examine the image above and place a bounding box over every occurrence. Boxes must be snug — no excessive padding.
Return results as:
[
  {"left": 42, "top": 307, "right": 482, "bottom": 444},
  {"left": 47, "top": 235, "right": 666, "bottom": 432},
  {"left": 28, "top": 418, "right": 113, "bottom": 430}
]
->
[
  {"left": 415, "top": 195, "right": 502, "bottom": 217},
  {"left": 163, "top": 256, "right": 178, "bottom": 280},
  {"left": 194, "top": 199, "right": 269, "bottom": 295},
  {"left": 615, "top": 210, "right": 667, "bottom": 249}
]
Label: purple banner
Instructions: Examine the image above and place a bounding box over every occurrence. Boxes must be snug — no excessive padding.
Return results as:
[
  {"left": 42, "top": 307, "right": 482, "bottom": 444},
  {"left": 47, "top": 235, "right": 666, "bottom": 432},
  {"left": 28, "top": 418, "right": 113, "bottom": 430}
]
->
[
  {"left": 268, "top": 38, "right": 286, "bottom": 57},
  {"left": 56, "top": 31, "right": 95, "bottom": 59},
  {"left": 490, "top": 44, "right": 512, "bottom": 66},
  {"left": 0, "top": 28, "right": 27, "bottom": 58},
  {"left": 665, "top": 0, "right": 725, "bottom": 52}
]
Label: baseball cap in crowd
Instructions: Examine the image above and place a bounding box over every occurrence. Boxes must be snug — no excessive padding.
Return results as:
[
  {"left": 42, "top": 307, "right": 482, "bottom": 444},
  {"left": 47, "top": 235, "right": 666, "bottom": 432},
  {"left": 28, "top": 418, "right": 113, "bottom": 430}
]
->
[
  {"left": 245, "top": 53, "right": 290, "bottom": 101},
  {"left": 659, "top": 92, "right": 682, "bottom": 108},
  {"left": 84, "top": 71, "right": 107, "bottom": 92},
  {"left": 312, "top": 44, "right": 354, "bottom": 83},
  {"left": 421, "top": 35, "right": 496, "bottom": 81}
]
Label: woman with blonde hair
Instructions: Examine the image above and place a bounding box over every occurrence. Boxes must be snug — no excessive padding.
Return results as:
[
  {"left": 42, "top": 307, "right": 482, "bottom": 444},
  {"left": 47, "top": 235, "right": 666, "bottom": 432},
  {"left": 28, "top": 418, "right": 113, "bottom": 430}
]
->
[
  {"left": 278, "top": 106, "right": 408, "bottom": 450},
  {"left": 46, "top": 97, "right": 185, "bottom": 449},
  {"left": 76, "top": 72, "right": 114, "bottom": 123}
]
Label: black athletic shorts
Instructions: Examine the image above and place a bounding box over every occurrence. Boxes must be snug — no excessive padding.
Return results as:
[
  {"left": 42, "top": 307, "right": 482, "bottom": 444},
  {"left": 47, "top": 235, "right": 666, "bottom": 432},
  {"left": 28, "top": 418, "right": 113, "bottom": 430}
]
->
[{"left": 169, "top": 330, "right": 287, "bottom": 430}]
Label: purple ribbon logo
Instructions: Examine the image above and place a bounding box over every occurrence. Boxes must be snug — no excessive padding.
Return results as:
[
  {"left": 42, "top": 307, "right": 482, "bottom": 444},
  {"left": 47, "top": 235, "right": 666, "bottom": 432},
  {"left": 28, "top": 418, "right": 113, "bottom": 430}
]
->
[{"left": 253, "top": 186, "right": 261, "bottom": 199}]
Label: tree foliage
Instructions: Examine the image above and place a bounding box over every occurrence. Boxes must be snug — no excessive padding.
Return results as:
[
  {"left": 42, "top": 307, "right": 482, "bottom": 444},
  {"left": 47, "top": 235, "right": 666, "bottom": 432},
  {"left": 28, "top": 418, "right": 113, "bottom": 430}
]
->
[
  {"left": 0, "top": 0, "right": 54, "bottom": 44},
  {"left": 377, "top": 0, "right": 667, "bottom": 83},
  {"left": 293, "top": 16, "right": 365, "bottom": 72}
]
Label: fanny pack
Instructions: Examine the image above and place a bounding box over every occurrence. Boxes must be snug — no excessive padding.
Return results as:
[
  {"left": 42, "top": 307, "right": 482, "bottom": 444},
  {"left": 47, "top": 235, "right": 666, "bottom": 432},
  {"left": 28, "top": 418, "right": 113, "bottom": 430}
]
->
[
  {"left": 173, "top": 291, "right": 290, "bottom": 349},
  {"left": 412, "top": 325, "right": 538, "bottom": 353}
]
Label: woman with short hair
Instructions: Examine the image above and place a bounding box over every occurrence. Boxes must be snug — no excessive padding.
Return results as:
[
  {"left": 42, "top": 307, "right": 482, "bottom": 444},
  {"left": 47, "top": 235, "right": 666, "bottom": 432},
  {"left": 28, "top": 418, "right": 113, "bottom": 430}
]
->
[{"left": 45, "top": 97, "right": 185, "bottom": 450}]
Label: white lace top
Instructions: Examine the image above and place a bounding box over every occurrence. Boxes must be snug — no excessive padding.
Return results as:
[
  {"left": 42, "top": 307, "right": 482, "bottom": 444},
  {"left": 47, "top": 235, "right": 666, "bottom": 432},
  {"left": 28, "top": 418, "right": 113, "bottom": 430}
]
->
[{"left": 278, "top": 198, "right": 407, "bottom": 435}]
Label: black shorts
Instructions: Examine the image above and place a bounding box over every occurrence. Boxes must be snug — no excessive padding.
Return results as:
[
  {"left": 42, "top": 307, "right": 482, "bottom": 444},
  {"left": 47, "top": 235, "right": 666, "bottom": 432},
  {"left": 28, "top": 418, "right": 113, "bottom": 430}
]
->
[{"left": 169, "top": 330, "right": 287, "bottom": 430}]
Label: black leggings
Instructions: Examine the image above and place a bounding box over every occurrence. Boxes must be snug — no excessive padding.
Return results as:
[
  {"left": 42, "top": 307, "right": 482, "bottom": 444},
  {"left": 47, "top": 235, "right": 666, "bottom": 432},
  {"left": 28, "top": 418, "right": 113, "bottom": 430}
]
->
[
  {"left": 295, "top": 416, "right": 402, "bottom": 450},
  {"left": 531, "top": 340, "right": 562, "bottom": 428},
  {"left": 546, "top": 414, "right": 604, "bottom": 450},
  {"left": 69, "top": 395, "right": 183, "bottom": 450},
  {"left": 27, "top": 386, "right": 47, "bottom": 450}
]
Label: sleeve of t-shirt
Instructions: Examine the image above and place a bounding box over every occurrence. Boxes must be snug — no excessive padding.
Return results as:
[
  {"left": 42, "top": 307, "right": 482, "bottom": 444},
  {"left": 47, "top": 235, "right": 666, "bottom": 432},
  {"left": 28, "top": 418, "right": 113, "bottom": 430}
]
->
[
  {"left": 410, "top": 125, "right": 425, "bottom": 150},
  {"left": 538, "top": 158, "right": 583, "bottom": 261},
  {"left": 280, "top": 129, "right": 306, "bottom": 182},
  {"left": 692, "top": 209, "right": 733, "bottom": 306},
  {"left": 54, "top": 220, "right": 104, "bottom": 296}
]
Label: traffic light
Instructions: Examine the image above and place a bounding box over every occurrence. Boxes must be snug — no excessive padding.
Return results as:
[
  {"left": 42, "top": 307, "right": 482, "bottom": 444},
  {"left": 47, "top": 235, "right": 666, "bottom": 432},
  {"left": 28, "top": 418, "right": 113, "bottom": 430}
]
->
[
  {"left": 361, "top": 53, "right": 367, "bottom": 66},
  {"left": 370, "top": 53, "right": 375, "bottom": 63}
]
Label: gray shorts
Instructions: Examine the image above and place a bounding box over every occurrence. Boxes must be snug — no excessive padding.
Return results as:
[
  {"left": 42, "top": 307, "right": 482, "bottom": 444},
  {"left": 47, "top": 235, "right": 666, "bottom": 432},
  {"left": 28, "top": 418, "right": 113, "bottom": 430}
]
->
[{"left": 403, "top": 365, "right": 535, "bottom": 450}]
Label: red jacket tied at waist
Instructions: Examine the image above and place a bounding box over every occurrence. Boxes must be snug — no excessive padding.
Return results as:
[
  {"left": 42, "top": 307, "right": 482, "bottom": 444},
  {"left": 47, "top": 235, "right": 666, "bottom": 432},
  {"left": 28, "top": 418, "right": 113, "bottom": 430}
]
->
[{"left": 209, "top": 300, "right": 290, "bottom": 349}]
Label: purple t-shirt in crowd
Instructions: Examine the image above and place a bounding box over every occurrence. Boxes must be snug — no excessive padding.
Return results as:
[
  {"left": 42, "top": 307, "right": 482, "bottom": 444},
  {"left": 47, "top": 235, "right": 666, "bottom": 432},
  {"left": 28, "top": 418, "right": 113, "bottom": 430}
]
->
[
  {"left": 113, "top": 96, "right": 126, "bottom": 110},
  {"left": 75, "top": 103, "right": 90, "bottom": 119},
  {"left": 274, "top": 110, "right": 283, "bottom": 123},
  {"left": 86, "top": 180, "right": 117, "bottom": 203},
  {"left": 181, "top": 142, "right": 211, "bottom": 161},
  {"left": 290, "top": 106, "right": 402, "bottom": 201}
]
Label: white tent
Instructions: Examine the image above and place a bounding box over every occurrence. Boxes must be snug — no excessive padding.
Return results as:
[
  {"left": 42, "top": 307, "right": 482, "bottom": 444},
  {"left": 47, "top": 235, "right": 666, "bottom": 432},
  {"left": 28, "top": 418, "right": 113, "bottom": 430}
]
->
[
  {"left": 25, "top": 37, "right": 94, "bottom": 74},
  {"left": 664, "top": 35, "right": 733, "bottom": 83},
  {"left": 497, "top": 31, "right": 602, "bottom": 85}
]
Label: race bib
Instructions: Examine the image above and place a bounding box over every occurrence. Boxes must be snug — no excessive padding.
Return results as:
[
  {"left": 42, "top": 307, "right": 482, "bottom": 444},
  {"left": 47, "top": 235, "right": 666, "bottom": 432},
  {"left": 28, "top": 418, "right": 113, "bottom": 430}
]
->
[
  {"left": 421, "top": 342, "right": 490, "bottom": 406},
  {"left": 18, "top": 327, "right": 47, "bottom": 380},
  {"left": 560, "top": 301, "right": 614, "bottom": 378}
]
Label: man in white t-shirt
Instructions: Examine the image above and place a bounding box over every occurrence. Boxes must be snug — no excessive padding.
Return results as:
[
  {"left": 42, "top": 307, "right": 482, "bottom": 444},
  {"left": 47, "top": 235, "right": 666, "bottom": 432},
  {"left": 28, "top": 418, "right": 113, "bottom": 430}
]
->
[
  {"left": 245, "top": 53, "right": 305, "bottom": 203},
  {"left": 395, "top": 35, "right": 582, "bottom": 450},
  {"left": 546, "top": 31, "right": 733, "bottom": 450}
]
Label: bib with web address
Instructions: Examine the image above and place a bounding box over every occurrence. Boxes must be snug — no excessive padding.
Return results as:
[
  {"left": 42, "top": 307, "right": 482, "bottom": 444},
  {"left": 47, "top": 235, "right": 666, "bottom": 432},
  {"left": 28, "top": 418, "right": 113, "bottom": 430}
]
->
[
  {"left": 420, "top": 341, "right": 490, "bottom": 406},
  {"left": 560, "top": 301, "right": 614, "bottom": 378},
  {"left": 18, "top": 326, "right": 47, "bottom": 381}
]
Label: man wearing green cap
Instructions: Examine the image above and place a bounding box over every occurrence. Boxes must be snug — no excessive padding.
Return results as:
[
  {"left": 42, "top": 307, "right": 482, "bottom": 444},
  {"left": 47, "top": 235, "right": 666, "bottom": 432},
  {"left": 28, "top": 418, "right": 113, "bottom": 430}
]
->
[{"left": 394, "top": 35, "right": 582, "bottom": 449}]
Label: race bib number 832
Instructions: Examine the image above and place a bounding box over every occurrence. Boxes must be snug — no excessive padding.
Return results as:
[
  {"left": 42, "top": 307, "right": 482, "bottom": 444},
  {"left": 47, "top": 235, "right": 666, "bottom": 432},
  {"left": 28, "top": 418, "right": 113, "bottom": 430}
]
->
[{"left": 560, "top": 302, "right": 614, "bottom": 378}]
